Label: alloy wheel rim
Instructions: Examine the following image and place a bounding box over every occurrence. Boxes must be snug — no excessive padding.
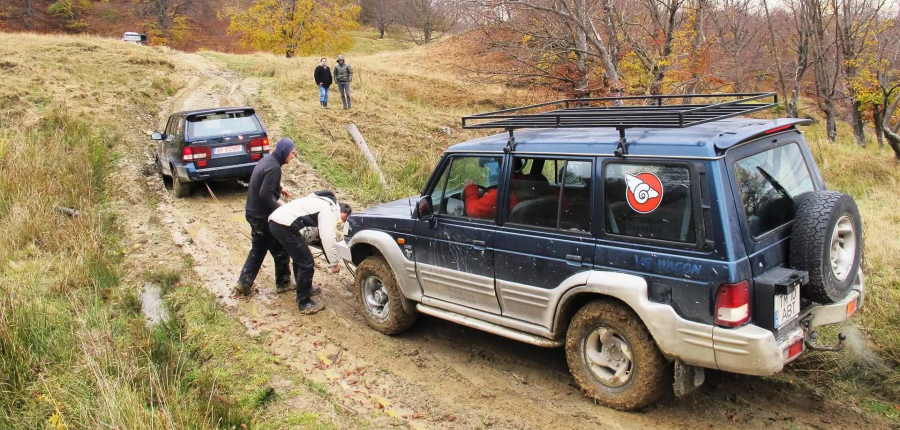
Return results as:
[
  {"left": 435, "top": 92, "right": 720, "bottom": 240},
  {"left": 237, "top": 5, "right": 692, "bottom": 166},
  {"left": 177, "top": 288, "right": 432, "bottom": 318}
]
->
[
  {"left": 583, "top": 327, "right": 634, "bottom": 388},
  {"left": 830, "top": 216, "right": 856, "bottom": 281},
  {"left": 362, "top": 275, "right": 390, "bottom": 322}
]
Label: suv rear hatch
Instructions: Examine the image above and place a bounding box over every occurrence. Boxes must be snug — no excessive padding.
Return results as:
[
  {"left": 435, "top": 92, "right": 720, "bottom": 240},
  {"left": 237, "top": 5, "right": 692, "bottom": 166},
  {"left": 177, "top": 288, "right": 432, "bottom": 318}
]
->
[
  {"left": 730, "top": 136, "right": 821, "bottom": 337},
  {"left": 184, "top": 109, "right": 268, "bottom": 169}
]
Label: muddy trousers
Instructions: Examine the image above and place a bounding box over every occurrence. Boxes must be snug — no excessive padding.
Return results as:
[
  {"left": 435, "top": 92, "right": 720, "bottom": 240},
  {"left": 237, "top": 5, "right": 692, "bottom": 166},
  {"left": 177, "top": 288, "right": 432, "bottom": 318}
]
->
[
  {"left": 269, "top": 220, "right": 316, "bottom": 304},
  {"left": 237, "top": 215, "right": 291, "bottom": 288},
  {"left": 337, "top": 82, "right": 351, "bottom": 108}
]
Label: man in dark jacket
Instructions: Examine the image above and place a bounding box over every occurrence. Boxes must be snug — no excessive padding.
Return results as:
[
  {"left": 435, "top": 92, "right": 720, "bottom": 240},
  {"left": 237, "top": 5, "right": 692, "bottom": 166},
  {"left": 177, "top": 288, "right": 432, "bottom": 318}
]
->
[
  {"left": 333, "top": 55, "right": 353, "bottom": 109},
  {"left": 235, "top": 138, "right": 297, "bottom": 296},
  {"left": 314, "top": 57, "right": 332, "bottom": 109}
]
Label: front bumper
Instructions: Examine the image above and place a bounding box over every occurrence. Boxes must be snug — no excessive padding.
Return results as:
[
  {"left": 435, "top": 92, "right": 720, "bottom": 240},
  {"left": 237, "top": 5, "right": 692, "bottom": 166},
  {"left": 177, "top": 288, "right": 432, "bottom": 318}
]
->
[
  {"left": 676, "top": 270, "right": 864, "bottom": 376},
  {"left": 174, "top": 162, "right": 256, "bottom": 182},
  {"left": 336, "top": 240, "right": 352, "bottom": 263}
]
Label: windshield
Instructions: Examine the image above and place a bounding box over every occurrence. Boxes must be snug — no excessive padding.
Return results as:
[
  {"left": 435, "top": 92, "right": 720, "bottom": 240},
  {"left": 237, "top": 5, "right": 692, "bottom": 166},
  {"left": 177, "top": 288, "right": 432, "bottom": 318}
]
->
[
  {"left": 735, "top": 143, "right": 814, "bottom": 238},
  {"left": 187, "top": 111, "right": 262, "bottom": 139}
]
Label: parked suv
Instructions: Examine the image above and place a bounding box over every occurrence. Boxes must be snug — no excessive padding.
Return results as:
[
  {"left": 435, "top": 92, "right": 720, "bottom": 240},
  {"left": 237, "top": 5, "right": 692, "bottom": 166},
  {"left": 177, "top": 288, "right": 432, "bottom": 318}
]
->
[
  {"left": 153, "top": 107, "right": 270, "bottom": 197},
  {"left": 336, "top": 94, "right": 864, "bottom": 410}
]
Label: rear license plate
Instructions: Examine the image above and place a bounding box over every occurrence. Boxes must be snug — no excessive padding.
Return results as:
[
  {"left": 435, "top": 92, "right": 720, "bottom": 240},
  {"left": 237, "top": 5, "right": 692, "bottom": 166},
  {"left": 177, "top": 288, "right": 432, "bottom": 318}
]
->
[
  {"left": 774, "top": 286, "right": 800, "bottom": 329},
  {"left": 214, "top": 145, "right": 243, "bottom": 155}
]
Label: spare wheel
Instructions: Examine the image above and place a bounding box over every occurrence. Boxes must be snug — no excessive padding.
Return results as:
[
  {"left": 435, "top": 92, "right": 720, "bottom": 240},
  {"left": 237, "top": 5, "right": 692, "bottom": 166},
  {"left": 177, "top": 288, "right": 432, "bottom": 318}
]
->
[{"left": 789, "top": 191, "right": 862, "bottom": 304}]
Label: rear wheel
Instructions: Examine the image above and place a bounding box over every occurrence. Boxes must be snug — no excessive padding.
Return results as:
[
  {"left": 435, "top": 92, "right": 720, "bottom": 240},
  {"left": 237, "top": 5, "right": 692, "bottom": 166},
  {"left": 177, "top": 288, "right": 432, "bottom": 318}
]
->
[
  {"left": 566, "top": 300, "right": 668, "bottom": 411},
  {"left": 790, "top": 191, "right": 862, "bottom": 303},
  {"left": 354, "top": 256, "right": 417, "bottom": 335},
  {"left": 172, "top": 167, "right": 192, "bottom": 198}
]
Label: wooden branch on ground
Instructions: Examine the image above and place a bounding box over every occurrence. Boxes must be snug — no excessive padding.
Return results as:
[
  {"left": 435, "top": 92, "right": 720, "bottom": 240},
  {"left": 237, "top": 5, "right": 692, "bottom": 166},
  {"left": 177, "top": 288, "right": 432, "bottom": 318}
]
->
[{"left": 347, "top": 124, "right": 388, "bottom": 187}]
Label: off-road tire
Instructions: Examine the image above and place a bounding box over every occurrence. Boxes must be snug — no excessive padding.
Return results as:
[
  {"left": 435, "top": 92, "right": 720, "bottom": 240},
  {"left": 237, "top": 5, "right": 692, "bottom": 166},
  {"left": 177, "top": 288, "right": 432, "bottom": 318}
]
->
[
  {"left": 790, "top": 191, "right": 862, "bottom": 304},
  {"left": 172, "top": 168, "right": 192, "bottom": 198},
  {"left": 565, "top": 300, "right": 668, "bottom": 411},
  {"left": 354, "top": 256, "right": 417, "bottom": 335}
]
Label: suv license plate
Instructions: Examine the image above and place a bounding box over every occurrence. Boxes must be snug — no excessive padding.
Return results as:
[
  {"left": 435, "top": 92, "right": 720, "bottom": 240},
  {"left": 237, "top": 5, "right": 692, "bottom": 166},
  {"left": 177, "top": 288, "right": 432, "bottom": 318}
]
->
[
  {"left": 214, "top": 145, "right": 243, "bottom": 155},
  {"left": 774, "top": 286, "right": 800, "bottom": 329}
]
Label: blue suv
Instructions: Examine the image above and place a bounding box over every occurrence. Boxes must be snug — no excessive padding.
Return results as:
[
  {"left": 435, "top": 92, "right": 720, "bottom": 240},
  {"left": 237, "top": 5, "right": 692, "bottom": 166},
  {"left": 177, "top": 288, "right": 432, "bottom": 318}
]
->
[
  {"left": 336, "top": 94, "right": 864, "bottom": 410},
  {"left": 153, "top": 107, "right": 270, "bottom": 197}
]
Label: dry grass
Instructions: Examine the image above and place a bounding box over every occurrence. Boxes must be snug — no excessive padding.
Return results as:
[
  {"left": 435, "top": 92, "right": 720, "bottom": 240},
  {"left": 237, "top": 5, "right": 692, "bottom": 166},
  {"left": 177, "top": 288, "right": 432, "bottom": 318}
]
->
[{"left": 0, "top": 32, "right": 340, "bottom": 429}]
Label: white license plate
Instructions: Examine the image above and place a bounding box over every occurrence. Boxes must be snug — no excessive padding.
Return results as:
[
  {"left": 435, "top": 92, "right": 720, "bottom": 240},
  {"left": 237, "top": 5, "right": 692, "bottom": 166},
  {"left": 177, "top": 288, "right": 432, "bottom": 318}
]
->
[
  {"left": 214, "top": 145, "right": 243, "bottom": 155},
  {"left": 774, "top": 286, "right": 800, "bottom": 329}
]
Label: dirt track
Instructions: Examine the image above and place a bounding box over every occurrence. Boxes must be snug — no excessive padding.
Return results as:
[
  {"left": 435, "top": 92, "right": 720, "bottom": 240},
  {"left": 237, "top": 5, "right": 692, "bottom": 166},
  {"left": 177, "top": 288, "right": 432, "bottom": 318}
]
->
[{"left": 122, "top": 54, "right": 892, "bottom": 430}]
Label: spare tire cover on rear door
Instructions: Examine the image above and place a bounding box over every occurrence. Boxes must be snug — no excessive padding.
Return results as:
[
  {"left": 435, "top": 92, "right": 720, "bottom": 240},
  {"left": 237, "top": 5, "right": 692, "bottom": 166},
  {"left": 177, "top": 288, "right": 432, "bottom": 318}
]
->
[{"left": 789, "top": 191, "right": 862, "bottom": 304}]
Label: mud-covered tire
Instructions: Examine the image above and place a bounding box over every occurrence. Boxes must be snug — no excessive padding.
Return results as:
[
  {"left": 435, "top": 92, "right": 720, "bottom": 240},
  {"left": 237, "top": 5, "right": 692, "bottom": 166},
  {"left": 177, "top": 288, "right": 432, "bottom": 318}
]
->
[
  {"left": 565, "top": 300, "right": 668, "bottom": 411},
  {"left": 172, "top": 169, "right": 192, "bottom": 198},
  {"left": 354, "top": 256, "right": 417, "bottom": 335},
  {"left": 790, "top": 191, "right": 862, "bottom": 304}
]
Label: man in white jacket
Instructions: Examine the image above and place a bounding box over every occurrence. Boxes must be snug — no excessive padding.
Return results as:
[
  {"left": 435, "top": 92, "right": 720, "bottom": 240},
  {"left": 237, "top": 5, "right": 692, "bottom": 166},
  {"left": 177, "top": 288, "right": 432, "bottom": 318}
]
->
[{"left": 269, "top": 190, "right": 352, "bottom": 314}]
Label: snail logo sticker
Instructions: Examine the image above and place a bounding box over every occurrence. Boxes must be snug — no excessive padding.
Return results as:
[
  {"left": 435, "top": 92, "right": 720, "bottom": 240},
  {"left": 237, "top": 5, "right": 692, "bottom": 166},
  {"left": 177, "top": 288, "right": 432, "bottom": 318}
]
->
[{"left": 625, "top": 172, "right": 663, "bottom": 213}]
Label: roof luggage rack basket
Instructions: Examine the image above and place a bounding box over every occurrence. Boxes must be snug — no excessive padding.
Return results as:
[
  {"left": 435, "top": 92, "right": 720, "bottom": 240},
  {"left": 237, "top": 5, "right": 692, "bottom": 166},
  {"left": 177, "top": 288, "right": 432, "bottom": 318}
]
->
[{"left": 461, "top": 92, "right": 779, "bottom": 156}]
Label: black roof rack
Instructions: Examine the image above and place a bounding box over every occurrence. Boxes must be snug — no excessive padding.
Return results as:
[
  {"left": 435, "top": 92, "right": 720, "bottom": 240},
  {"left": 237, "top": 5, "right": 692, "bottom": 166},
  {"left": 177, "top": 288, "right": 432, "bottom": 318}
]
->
[{"left": 461, "top": 92, "right": 778, "bottom": 156}]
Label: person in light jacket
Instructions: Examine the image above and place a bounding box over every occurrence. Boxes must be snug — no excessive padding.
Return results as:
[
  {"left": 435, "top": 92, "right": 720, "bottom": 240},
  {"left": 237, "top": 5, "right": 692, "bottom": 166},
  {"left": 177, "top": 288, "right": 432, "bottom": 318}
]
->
[
  {"left": 333, "top": 55, "right": 353, "bottom": 109},
  {"left": 314, "top": 57, "right": 333, "bottom": 109},
  {"left": 268, "top": 190, "right": 352, "bottom": 314}
]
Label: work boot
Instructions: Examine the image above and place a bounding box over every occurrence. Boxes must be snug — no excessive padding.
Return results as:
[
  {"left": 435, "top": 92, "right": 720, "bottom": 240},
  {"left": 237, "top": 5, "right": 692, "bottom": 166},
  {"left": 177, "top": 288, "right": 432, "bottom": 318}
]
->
[
  {"left": 297, "top": 299, "right": 325, "bottom": 315},
  {"left": 320, "top": 101, "right": 325, "bottom": 109},
  {"left": 233, "top": 282, "right": 252, "bottom": 296},
  {"left": 323, "top": 101, "right": 329, "bottom": 109},
  {"left": 276, "top": 281, "right": 296, "bottom": 293}
]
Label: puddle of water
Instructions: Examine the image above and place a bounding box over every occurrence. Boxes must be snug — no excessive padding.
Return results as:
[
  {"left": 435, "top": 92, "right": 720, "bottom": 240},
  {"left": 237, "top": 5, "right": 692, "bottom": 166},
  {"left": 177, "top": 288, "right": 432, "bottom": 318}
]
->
[{"left": 141, "top": 282, "right": 169, "bottom": 326}]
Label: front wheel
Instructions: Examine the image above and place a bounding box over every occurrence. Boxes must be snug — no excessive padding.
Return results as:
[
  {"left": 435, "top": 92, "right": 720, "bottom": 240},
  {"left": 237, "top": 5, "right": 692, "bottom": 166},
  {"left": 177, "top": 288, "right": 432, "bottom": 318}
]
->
[
  {"left": 354, "top": 256, "right": 417, "bottom": 335},
  {"left": 566, "top": 300, "right": 669, "bottom": 411}
]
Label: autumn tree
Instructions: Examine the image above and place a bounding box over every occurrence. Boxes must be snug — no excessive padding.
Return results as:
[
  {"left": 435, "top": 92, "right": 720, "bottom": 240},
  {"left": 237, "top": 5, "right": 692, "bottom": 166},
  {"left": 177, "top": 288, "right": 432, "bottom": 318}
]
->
[
  {"left": 763, "top": 0, "right": 813, "bottom": 118},
  {"left": 228, "top": 0, "right": 359, "bottom": 57},
  {"left": 399, "top": 0, "right": 461, "bottom": 44},
  {"left": 361, "top": 0, "right": 398, "bottom": 39},
  {"left": 810, "top": 0, "right": 840, "bottom": 140},
  {"left": 871, "top": 13, "right": 900, "bottom": 154},
  {"left": 711, "top": 0, "right": 764, "bottom": 92},
  {"left": 618, "top": 0, "right": 686, "bottom": 95},
  {"left": 833, "top": 0, "right": 884, "bottom": 146},
  {"left": 48, "top": 0, "right": 91, "bottom": 30},
  {"left": 137, "top": 0, "right": 198, "bottom": 45}
]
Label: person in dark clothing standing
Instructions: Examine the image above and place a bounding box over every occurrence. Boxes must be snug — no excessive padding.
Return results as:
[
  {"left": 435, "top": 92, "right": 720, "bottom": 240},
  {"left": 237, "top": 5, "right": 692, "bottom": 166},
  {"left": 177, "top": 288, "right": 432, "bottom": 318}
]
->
[
  {"left": 314, "top": 57, "right": 332, "bottom": 109},
  {"left": 269, "top": 190, "right": 352, "bottom": 314},
  {"left": 235, "top": 138, "right": 298, "bottom": 296},
  {"left": 333, "top": 55, "right": 353, "bottom": 110}
]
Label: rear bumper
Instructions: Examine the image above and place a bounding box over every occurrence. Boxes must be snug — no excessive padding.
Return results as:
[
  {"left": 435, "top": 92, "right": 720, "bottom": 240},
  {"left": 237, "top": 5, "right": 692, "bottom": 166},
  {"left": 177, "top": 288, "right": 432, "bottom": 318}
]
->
[
  {"left": 673, "top": 270, "right": 864, "bottom": 376},
  {"left": 174, "top": 162, "right": 256, "bottom": 182}
]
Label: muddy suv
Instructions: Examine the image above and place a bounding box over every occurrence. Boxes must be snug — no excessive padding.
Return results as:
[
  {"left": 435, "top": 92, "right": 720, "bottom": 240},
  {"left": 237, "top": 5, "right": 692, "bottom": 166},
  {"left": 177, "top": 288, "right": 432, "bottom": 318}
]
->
[{"left": 336, "top": 93, "right": 864, "bottom": 410}]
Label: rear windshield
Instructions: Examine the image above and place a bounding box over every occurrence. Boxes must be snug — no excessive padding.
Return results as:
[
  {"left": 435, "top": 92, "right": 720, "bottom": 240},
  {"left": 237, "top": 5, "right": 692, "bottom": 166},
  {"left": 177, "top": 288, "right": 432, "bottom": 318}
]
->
[
  {"left": 734, "top": 143, "right": 814, "bottom": 238},
  {"left": 187, "top": 111, "right": 262, "bottom": 139}
]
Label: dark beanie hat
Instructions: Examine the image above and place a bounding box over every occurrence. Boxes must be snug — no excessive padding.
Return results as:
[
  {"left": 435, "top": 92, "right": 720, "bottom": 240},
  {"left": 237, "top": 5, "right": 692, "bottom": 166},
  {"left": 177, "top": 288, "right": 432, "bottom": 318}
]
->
[{"left": 272, "top": 138, "right": 295, "bottom": 164}]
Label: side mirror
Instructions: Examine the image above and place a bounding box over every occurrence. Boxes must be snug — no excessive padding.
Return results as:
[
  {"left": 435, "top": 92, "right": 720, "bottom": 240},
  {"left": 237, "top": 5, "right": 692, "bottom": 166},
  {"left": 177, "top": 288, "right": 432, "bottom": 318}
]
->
[
  {"left": 151, "top": 132, "right": 163, "bottom": 141},
  {"left": 417, "top": 195, "right": 434, "bottom": 221}
]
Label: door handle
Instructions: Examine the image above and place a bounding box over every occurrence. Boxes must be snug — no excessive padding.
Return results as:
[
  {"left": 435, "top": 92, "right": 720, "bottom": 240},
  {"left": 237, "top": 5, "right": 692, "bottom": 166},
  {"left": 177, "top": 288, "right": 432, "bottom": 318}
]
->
[
  {"left": 566, "top": 254, "right": 584, "bottom": 266},
  {"left": 472, "top": 240, "right": 487, "bottom": 251}
]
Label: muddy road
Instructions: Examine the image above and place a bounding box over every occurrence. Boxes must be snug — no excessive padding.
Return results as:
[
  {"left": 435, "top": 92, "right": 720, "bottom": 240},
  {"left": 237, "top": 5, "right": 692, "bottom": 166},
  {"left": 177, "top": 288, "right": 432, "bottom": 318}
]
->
[{"left": 124, "top": 55, "right": 890, "bottom": 430}]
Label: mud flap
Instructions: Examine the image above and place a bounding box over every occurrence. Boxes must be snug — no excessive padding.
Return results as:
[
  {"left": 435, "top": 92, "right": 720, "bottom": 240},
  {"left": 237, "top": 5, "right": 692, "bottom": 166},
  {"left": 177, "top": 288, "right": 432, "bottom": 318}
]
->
[{"left": 673, "top": 360, "right": 705, "bottom": 398}]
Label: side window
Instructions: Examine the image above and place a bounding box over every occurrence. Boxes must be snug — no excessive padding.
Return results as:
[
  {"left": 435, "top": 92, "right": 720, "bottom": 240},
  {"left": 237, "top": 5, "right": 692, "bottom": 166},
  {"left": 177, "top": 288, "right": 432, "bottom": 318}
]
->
[
  {"left": 734, "top": 143, "right": 814, "bottom": 238},
  {"left": 175, "top": 118, "right": 185, "bottom": 137},
  {"left": 164, "top": 117, "right": 174, "bottom": 137},
  {"left": 506, "top": 157, "right": 592, "bottom": 232},
  {"left": 604, "top": 163, "right": 696, "bottom": 243},
  {"left": 428, "top": 155, "right": 502, "bottom": 219}
]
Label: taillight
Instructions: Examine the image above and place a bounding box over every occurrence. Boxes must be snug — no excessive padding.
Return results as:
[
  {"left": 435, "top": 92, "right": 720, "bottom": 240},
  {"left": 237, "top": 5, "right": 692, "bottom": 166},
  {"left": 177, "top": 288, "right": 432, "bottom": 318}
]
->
[
  {"left": 764, "top": 124, "right": 794, "bottom": 134},
  {"left": 246, "top": 138, "right": 269, "bottom": 161},
  {"left": 183, "top": 146, "right": 211, "bottom": 168},
  {"left": 715, "top": 280, "right": 750, "bottom": 328}
]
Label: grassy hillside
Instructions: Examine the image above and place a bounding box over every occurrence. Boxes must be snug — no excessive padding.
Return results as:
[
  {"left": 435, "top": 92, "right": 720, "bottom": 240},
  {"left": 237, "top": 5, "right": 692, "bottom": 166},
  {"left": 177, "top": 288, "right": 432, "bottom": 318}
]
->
[
  {"left": 1, "top": 29, "right": 899, "bottom": 425},
  {"left": 0, "top": 33, "right": 347, "bottom": 429}
]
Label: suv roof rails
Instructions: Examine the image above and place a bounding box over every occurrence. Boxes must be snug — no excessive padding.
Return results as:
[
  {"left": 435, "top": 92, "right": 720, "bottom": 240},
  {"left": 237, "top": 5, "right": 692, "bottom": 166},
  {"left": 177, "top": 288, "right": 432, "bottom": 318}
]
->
[{"left": 461, "top": 92, "right": 779, "bottom": 157}]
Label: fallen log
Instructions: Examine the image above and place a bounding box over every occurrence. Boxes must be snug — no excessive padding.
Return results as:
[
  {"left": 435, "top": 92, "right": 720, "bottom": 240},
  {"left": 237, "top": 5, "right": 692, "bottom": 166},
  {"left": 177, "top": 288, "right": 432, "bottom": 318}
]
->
[{"left": 346, "top": 124, "right": 388, "bottom": 187}]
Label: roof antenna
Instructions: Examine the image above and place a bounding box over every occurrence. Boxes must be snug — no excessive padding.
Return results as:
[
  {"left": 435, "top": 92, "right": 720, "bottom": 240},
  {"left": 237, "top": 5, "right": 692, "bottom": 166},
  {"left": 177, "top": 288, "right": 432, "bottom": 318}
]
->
[
  {"left": 614, "top": 127, "right": 628, "bottom": 157},
  {"left": 504, "top": 128, "right": 517, "bottom": 153}
]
